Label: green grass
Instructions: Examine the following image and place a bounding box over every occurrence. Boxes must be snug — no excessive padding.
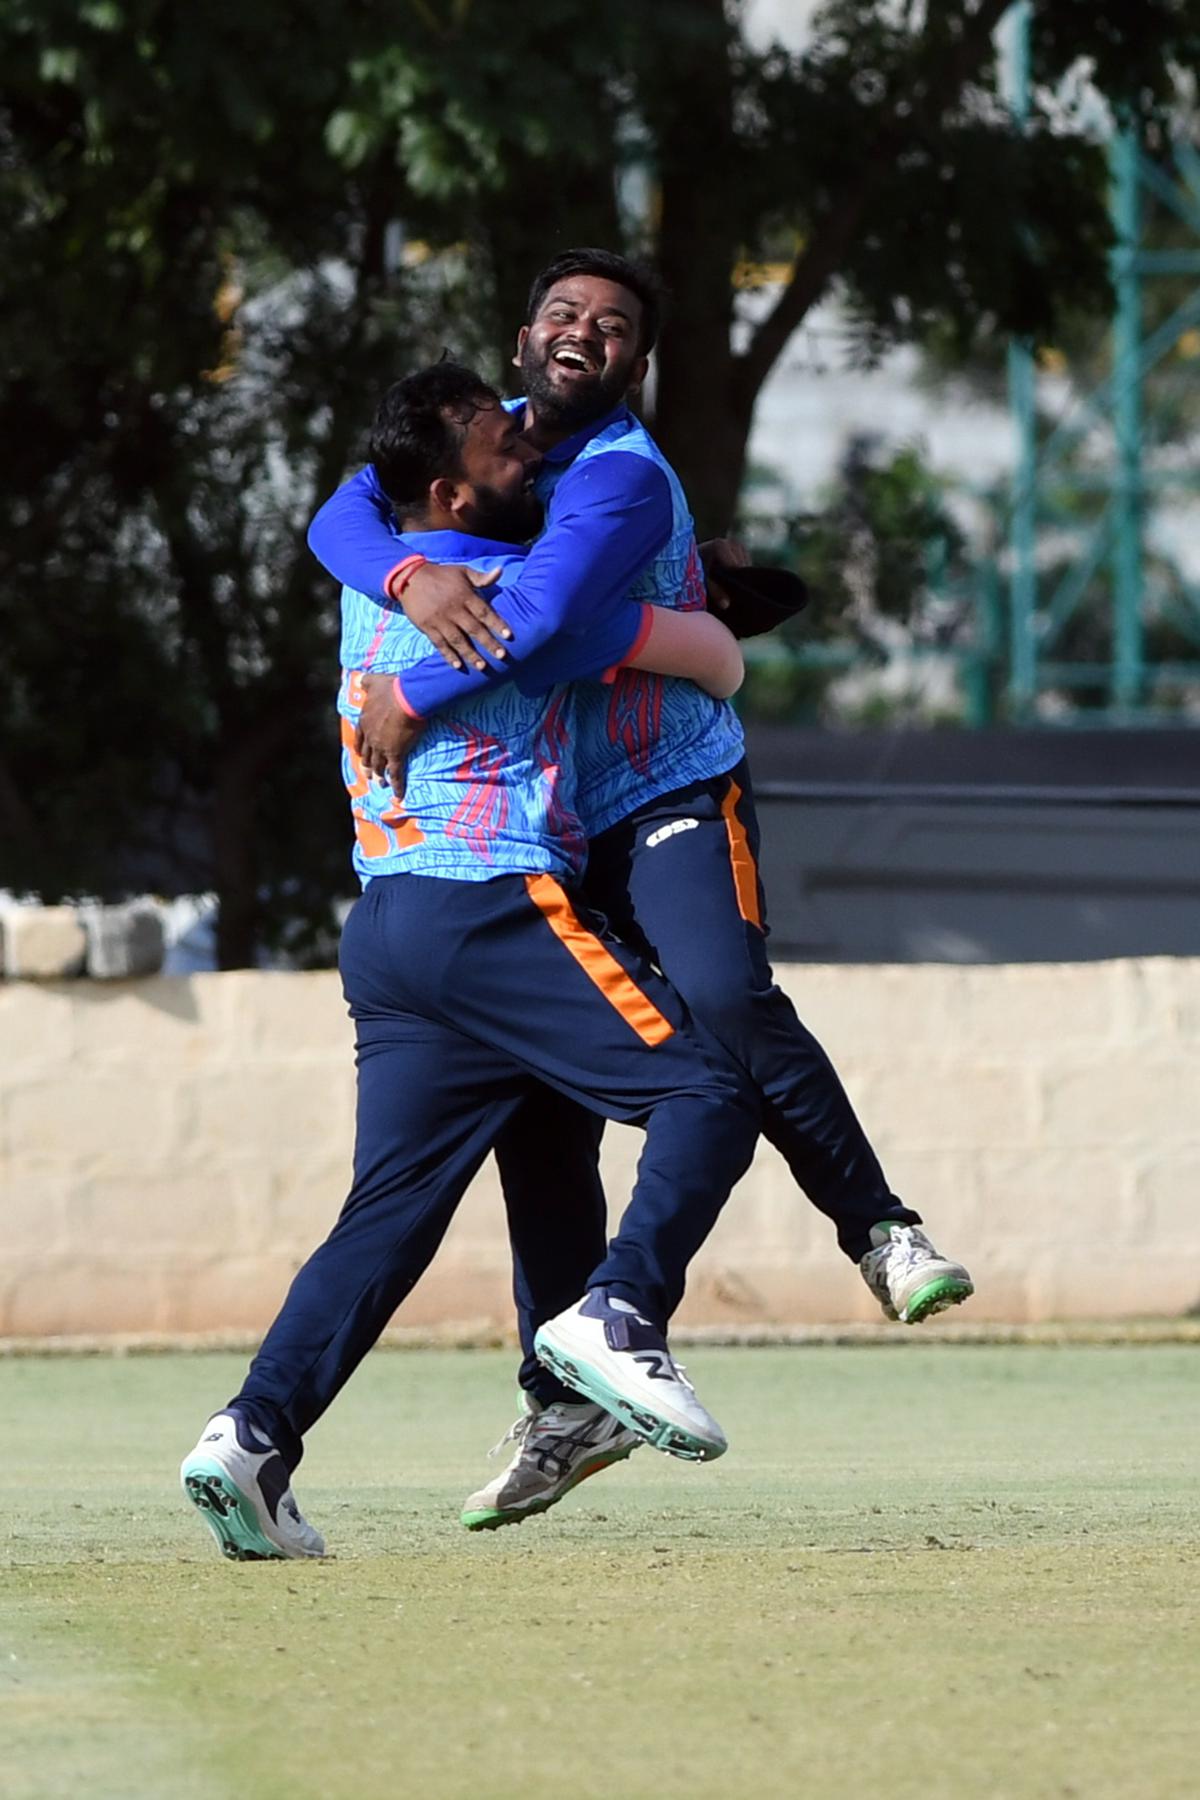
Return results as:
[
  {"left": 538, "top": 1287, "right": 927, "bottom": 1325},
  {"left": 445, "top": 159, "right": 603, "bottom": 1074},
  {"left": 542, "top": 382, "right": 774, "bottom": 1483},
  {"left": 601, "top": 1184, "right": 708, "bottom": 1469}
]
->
[{"left": 3, "top": 1346, "right": 1198, "bottom": 1800}]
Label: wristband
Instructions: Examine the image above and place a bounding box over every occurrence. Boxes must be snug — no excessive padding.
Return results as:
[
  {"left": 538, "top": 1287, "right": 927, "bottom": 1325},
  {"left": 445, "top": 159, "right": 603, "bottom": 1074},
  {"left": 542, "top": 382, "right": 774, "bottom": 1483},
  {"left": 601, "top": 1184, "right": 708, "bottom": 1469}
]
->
[
  {"left": 385, "top": 553, "right": 428, "bottom": 601},
  {"left": 600, "top": 604, "right": 655, "bottom": 683},
  {"left": 392, "top": 676, "right": 423, "bottom": 720}
]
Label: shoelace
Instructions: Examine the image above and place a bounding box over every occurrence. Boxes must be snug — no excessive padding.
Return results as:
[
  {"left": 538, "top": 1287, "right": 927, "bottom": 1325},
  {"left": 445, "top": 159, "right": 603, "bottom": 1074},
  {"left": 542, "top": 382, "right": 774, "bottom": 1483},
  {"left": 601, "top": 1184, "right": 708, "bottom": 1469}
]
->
[
  {"left": 487, "top": 1405, "right": 607, "bottom": 1462},
  {"left": 486, "top": 1412, "right": 534, "bottom": 1461},
  {"left": 885, "top": 1226, "right": 935, "bottom": 1273},
  {"left": 493, "top": 1400, "right": 633, "bottom": 1471}
]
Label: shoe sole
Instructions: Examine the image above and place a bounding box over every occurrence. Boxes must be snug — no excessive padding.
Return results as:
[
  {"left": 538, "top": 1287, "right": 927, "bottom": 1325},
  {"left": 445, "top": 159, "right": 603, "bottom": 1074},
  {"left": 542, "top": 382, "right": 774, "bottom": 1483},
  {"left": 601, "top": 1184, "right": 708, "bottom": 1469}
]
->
[
  {"left": 181, "top": 1457, "right": 292, "bottom": 1561},
  {"left": 460, "top": 1442, "right": 637, "bottom": 1532},
  {"left": 901, "top": 1276, "right": 975, "bottom": 1324},
  {"left": 534, "top": 1330, "right": 726, "bottom": 1463}
]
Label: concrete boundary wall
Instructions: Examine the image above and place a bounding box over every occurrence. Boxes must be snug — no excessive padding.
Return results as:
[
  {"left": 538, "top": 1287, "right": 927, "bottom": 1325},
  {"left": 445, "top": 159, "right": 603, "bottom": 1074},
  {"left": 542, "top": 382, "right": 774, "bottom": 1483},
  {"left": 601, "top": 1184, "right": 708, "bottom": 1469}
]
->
[{"left": 2, "top": 961, "right": 1198, "bottom": 1338}]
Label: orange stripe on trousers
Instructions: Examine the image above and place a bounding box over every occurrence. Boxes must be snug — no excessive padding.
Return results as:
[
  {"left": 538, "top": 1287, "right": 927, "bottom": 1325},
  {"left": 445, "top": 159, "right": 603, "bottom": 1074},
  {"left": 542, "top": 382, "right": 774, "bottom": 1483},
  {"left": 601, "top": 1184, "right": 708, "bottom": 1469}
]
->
[
  {"left": 721, "top": 778, "right": 762, "bottom": 929},
  {"left": 524, "top": 873, "right": 674, "bottom": 1047}
]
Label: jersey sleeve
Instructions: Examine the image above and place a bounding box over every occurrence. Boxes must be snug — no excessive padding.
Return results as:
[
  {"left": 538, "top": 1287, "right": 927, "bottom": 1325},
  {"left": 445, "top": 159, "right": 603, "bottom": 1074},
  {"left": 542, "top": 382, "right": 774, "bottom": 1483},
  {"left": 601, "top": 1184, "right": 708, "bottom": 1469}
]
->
[
  {"left": 307, "top": 465, "right": 407, "bottom": 600},
  {"left": 397, "top": 452, "right": 673, "bottom": 717}
]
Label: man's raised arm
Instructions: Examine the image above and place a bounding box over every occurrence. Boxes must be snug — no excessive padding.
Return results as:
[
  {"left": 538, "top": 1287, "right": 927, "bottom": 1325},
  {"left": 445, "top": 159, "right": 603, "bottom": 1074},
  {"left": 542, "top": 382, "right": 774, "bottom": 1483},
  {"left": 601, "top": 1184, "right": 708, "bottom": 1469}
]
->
[
  {"left": 392, "top": 452, "right": 674, "bottom": 717},
  {"left": 307, "top": 465, "right": 403, "bottom": 601},
  {"left": 308, "top": 465, "right": 512, "bottom": 670}
]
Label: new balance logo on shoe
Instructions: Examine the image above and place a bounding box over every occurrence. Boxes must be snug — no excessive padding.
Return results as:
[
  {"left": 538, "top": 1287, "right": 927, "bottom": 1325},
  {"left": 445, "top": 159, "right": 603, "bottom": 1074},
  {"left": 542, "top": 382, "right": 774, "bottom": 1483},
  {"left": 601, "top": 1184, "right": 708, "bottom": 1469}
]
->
[
  {"left": 645, "top": 818, "right": 699, "bottom": 849},
  {"left": 633, "top": 1352, "right": 672, "bottom": 1381},
  {"left": 181, "top": 1413, "right": 326, "bottom": 1561}
]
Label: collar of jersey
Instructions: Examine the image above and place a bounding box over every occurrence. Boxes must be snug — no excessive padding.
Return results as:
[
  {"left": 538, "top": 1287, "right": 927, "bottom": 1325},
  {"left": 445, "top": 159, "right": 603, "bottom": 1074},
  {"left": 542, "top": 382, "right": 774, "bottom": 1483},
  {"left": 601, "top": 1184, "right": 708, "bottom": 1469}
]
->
[
  {"left": 503, "top": 396, "right": 632, "bottom": 465},
  {"left": 395, "top": 527, "right": 526, "bottom": 562}
]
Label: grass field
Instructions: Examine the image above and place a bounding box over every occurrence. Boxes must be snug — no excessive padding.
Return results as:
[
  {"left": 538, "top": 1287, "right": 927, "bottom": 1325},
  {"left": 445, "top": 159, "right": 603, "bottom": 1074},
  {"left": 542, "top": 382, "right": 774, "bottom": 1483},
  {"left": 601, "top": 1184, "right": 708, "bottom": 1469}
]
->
[{"left": 3, "top": 1344, "right": 1198, "bottom": 1800}]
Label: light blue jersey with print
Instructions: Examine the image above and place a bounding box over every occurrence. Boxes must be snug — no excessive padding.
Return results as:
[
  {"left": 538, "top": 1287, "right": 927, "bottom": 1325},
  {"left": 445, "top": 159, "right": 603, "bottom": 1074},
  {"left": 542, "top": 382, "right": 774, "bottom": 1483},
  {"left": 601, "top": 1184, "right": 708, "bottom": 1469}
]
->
[
  {"left": 338, "top": 533, "right": 586, "bottom": 888},
  {"left": 309, "top": 403, "right": 745, "bottom": 841},
  {"left": 533, "top": 410, "right": 745, "bottom": 835}
]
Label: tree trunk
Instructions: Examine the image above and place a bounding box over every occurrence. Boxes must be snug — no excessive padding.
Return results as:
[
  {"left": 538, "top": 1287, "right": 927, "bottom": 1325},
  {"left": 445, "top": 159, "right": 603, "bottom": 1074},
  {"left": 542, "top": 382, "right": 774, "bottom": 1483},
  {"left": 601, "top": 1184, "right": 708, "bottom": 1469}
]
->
[
  {"left": 212, "top": 756, "right": 261, "bottom": 970},
  {"left": 656, "top": 362, "right": 755, "bottom": 542},
  {"left": 653, "top": 144, "right": 754, "bottom": 537},
  {"left": 211, "top": 705, "right": 297, "bottom": 970},
  {"left": 641, "top": 0, "right": 750, "bottom": 537}
]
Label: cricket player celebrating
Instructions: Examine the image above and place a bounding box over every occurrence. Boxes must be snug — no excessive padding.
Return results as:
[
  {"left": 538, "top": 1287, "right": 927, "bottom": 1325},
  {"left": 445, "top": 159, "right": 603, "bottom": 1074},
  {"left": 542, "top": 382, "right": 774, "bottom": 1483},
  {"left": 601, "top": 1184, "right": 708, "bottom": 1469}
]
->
[
  {"left": 181, "top": 361, "right": 764, "bottom": 1560},
  {"left": 307, "top": 249, "right": 974, "bottom": 1532}
]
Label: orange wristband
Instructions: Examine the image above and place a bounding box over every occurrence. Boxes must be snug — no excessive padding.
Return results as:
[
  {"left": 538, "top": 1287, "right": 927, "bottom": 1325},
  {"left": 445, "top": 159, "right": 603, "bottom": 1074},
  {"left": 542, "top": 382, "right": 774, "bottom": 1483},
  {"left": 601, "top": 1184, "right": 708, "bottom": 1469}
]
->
[
  {"left": 385, "top": 553, "right": 428, "bottom": 600},
  {"left": 600, "top": 604, "right": 655, "bottom": 682},
  {"left": 392, "top": 676, "right": 422, "bottom": 720}
]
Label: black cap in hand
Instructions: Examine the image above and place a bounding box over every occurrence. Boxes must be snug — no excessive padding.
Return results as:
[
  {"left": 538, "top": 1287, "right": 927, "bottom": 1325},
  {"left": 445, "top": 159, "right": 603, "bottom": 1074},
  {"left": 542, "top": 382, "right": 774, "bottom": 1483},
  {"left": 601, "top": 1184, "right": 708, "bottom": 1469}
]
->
[{"left": 714, "top": 566, "right": 810, "bottom": 640}]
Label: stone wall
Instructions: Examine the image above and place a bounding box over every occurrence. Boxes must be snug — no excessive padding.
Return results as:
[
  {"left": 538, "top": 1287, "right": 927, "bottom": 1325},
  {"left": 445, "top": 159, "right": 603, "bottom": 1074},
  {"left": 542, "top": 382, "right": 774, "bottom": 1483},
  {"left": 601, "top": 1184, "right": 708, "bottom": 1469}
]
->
[{"left": 2, "top": 961, "right": 1197, "bottom": 1338}]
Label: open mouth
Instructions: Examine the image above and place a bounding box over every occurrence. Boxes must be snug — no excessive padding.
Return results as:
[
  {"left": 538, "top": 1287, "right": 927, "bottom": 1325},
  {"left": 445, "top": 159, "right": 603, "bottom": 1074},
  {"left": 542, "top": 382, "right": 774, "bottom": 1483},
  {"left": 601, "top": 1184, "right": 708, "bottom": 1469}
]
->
[{"left": 550, "top": 346, "right": 599, "bottom": 376}]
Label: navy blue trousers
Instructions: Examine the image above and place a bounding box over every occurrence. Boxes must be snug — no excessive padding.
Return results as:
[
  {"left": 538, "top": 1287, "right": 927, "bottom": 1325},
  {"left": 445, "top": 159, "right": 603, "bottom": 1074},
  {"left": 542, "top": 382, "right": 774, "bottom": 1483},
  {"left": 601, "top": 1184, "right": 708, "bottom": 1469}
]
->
[
  {"left": 494, "top": 1087, "right": 608, "bottom": 1404},
  {"left": 233, "top": 871, "right": 759, "bottom": 1465},
  {"left": 501, "top": 759, "right": 918, "bottom": 1399}
]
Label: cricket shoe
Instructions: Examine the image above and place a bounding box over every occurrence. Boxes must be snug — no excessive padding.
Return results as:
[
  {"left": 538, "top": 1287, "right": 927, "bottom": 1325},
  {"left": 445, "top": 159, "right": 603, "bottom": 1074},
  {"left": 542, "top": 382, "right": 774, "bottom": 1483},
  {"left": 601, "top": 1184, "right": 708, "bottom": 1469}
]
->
[
  {"left": 460, "top": 1394, "right": 640, "bottom": 1531},
  {"left": 534, "top": 1288, "right": 727, "bottom": 1462},
  {"left": 860, "top": 1223, "right": 974, "bottom": 1324},
  {"left": 180, "top": 1411, "right": 325, "bottom": 1561}
]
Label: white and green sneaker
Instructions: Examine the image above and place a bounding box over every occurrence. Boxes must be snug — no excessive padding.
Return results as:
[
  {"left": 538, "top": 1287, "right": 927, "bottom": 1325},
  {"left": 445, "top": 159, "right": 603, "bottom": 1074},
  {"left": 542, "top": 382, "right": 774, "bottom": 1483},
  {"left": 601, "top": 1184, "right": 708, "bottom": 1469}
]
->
[
  {"left": 181, "top": 1411, "right": 325, "bottom": 1561},
  {"left": 535, "top": 1289, "right": 727, "bottom": 1461},
  {"left": 460, "top": 1394, "right": 640, "bottom": 1532},
  {"left": 860, "top": 1223, "right": 974, "bottom": 1324}
]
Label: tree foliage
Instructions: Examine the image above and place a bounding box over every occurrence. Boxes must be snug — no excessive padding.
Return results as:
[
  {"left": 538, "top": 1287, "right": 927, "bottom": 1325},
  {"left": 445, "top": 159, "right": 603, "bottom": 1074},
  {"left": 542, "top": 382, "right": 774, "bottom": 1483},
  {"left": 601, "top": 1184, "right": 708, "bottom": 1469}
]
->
[
  {"left": 3, "top": 0, "right": 1199, "bottom": 961},
  {"left": 1, "top": 0, "right": 412, "bottom": 964}
]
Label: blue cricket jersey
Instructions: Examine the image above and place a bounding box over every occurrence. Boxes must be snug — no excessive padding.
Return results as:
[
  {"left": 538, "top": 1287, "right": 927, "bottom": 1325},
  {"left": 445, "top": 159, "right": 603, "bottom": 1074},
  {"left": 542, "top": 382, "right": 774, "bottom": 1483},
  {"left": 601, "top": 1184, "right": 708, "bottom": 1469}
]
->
[
  {"left": 339, "top": 528, "right": 645, "bottom": 887},
  {"left": 308, "top": 402, "right": 745, "bottom": 837}
]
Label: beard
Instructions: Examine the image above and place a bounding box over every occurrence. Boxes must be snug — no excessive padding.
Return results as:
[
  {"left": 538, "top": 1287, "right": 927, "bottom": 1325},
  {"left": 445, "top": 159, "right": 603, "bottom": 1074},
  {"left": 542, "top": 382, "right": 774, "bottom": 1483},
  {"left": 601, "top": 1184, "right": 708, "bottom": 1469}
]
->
[
  {"left": 469, "top": 482, "right": 544, "bottom": 546},
  {"left": 519, "top": 340, "right": 628, "bottom": 432}
]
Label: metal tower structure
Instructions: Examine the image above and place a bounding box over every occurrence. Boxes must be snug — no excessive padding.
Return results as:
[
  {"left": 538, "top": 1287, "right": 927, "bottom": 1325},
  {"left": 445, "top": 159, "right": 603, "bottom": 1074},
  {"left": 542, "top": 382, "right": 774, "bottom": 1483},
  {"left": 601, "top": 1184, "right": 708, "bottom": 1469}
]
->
[{"left": 1000, "top": 1, "right": 1200, "bottom": 722}]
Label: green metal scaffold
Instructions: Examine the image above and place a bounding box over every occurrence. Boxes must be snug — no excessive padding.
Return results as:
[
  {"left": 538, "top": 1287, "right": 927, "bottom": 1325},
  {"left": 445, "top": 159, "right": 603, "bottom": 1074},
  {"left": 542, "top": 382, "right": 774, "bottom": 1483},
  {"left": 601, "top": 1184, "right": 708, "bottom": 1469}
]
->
[{"left": 1000, "top": 0, "right": 1200, "bottom": 724}]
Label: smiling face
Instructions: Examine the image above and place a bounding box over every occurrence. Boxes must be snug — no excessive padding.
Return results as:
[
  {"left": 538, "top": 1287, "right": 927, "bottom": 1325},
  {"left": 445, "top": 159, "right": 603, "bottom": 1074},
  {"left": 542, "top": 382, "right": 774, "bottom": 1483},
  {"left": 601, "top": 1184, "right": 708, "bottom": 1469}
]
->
[{"left": 515, "top": 275, "right": 650, "bottom": 441}]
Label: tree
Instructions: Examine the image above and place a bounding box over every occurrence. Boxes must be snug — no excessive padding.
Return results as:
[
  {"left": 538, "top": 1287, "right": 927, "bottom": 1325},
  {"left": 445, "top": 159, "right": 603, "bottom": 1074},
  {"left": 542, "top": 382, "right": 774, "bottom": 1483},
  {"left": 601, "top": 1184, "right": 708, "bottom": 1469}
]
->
[
  {"left": 5, "top": 0, "right": 1200, "bottom": 965},
  {"left": 0, "top": 0, "right": 670, "bottom": 965},
  {"left": 374, "top": 1, "right": 1200, "bottom": 533},
  {"left": 0, "top": 1, "right": 433, "bottom": 964}
]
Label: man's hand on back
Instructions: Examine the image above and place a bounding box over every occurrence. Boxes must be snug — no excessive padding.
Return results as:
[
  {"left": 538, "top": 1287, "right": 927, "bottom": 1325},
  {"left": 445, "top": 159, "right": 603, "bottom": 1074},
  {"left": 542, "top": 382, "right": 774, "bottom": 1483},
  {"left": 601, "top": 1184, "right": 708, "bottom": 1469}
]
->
[
  {"left": 401, "top": 564, "right": 512, "bottom": 671},
  {"left": 698, "top": 537, "right": 750, "bottom": 613},
  {"left": 355, "top": 673, "right": 425, "bottom": 803}
]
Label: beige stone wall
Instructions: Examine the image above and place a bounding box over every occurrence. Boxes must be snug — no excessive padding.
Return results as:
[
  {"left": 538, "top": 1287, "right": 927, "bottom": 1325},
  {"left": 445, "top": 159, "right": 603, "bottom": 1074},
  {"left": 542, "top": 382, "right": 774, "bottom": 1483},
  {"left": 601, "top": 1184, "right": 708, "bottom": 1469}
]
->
[{"left": 2, "top": 960, "right": 1197, "bottom": 1338}]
